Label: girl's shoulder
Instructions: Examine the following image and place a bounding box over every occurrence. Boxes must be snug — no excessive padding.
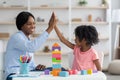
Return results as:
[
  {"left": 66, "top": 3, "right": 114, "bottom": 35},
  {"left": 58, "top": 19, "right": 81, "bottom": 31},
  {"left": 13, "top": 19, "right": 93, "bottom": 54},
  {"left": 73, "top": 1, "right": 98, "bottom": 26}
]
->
[
  {"left": 90, "top": 48, "right": 98, "bottom": 55},
  {"left": 74, "top": 45, "right": 80, "bottom": 49}
]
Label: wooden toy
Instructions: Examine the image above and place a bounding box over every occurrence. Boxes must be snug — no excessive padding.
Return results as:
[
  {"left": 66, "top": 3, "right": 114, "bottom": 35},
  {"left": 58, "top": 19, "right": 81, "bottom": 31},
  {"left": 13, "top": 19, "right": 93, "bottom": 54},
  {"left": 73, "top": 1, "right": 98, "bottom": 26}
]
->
[
  {"left": 72, "top": 69, "right": 78, "bottom": 74},
  {"left": 68, "top": 70, "right": 73, "bottom": 75},
  {"left": 44, "top": 69, "right": 50, "bottom": 75},
  {"left": 81, "top": 70, "right": 87, "bottom": 75},
  {"left": 87, "top": 69, "right": 92, "bottom": 75},
  {"left": 52, "top": 43, "right": 61, "bottom": 76},
  {"left": 59, "top": 71, "right": 69, "bottom": 77}
]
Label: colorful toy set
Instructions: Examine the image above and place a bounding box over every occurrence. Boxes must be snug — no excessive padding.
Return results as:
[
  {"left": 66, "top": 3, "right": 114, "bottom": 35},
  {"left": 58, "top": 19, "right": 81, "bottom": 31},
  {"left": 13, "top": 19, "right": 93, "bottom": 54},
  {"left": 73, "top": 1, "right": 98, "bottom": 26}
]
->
[
  {"left": 51, "top": 43, "right": 62, "bottom": 76},
  {"left": 81, "top": 69, "right": 98, "bottom": 75},
  {"left": 81, "top": 69, "right": 91, "bottom": 75}
]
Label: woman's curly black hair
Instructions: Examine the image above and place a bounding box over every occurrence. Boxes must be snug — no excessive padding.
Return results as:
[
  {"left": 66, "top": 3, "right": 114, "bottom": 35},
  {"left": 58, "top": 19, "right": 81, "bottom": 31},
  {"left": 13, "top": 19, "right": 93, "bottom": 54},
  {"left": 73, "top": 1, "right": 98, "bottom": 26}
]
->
[
  {"left": 75, "top": 25, "right": 99, "bottom": 46},
  {"left": 16, "top": 11, "right": 35, "bottom": 30}
]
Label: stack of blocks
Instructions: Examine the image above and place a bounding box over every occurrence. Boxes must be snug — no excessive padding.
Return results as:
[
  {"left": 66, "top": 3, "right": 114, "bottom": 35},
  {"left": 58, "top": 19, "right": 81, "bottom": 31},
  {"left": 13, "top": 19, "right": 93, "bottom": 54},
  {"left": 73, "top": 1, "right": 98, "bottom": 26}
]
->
[
  {"left": 81, "top": 69, "right": 96, "bottom": 75},
  {"left": 52, "top": 43, "right": 61, "bottom": 76}
]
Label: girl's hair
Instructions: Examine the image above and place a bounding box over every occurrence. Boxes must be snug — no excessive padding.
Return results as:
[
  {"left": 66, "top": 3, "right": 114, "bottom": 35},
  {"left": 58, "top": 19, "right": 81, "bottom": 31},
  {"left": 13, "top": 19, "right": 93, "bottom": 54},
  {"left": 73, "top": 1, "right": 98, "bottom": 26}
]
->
[
  {"left": 16, "top": 11, "right": 35, "bottom": 30},
  {"left": 75, "top": 25, "right": 99, "bottom": 46}
]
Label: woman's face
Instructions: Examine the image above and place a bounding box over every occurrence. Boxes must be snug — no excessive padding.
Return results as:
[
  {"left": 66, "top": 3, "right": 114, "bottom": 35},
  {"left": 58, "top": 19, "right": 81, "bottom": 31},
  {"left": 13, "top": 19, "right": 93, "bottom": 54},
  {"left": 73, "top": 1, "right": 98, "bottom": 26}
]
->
[{"left": 21, "top": 16, "right": 36, "bottom": 36}]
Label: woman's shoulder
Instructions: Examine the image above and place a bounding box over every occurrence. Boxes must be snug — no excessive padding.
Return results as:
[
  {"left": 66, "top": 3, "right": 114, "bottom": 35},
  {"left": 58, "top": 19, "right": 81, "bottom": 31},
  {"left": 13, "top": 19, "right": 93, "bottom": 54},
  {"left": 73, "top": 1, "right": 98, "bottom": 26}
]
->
[{"left": 10, "top": 31, "right": 25, "bottom": 40}]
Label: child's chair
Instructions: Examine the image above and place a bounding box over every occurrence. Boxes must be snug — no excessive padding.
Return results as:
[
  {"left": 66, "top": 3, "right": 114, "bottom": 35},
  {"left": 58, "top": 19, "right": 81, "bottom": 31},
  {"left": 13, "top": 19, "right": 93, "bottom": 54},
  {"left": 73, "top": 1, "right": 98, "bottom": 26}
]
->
[{"left": 97, "top": 52, "right": 104, "bottom": 68}]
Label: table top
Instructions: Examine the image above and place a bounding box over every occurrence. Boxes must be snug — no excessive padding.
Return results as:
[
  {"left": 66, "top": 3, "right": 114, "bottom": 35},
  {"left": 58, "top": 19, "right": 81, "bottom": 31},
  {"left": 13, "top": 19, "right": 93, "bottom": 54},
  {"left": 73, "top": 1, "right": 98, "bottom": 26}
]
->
[{"left": 12, "top": 71, "right": 107, "bottom": 80}]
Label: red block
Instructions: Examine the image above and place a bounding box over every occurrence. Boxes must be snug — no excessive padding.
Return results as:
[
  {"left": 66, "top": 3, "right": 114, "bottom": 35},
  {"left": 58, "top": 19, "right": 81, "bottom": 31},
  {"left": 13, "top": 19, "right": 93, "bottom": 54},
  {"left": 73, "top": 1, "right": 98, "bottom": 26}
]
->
[
  {"left": 72, "top": 69, "right": 78, "bottom": 74},
  {"left": 68, "top": 70, "right": 73, "bottom": 75}
]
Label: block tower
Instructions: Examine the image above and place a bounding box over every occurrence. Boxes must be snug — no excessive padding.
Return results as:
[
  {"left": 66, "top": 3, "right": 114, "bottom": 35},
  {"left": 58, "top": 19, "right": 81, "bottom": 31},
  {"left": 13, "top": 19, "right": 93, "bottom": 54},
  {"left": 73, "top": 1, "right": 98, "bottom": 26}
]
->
[{"left": 52, "top": 43, "right": 61, "bottom": 76}]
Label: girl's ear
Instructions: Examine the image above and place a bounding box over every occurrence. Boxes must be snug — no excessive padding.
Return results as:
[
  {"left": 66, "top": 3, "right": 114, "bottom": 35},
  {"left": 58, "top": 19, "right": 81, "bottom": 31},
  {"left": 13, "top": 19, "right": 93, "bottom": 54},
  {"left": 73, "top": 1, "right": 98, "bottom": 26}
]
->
[
  {"left": 82, "top": 38, "right": 87, "bottom": 44},
  {"left": 82, "top": 38, "right": 86, "bottom": 41}
]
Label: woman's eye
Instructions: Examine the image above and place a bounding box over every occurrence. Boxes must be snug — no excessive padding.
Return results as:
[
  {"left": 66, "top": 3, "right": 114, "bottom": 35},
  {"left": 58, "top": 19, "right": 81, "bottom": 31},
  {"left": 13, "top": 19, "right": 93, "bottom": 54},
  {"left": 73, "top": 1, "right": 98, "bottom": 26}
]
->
[{"left": 27, "top": 22, "right": 35, "bottom": 25}]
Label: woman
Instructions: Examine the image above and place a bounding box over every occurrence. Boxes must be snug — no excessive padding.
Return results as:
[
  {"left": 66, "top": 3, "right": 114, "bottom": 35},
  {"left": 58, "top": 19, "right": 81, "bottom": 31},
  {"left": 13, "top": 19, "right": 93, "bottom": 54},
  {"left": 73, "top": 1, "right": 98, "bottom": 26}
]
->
[{"left": 4, "top": 11, "right": 56, "bottom": 80}]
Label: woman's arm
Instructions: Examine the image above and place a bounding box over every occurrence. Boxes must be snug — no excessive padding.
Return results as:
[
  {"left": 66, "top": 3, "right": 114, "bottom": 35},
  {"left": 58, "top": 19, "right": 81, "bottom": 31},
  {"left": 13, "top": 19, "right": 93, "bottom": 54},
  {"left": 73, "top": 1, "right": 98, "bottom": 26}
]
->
[
  {"left": 54, "top": 25, "right": 75, "bottom": 49},
  {"left": 93, "top": 59, "right": 102, "bottom": 71},
  {"left": 46, "top": 12, "right": 57, "bottom": 34}
]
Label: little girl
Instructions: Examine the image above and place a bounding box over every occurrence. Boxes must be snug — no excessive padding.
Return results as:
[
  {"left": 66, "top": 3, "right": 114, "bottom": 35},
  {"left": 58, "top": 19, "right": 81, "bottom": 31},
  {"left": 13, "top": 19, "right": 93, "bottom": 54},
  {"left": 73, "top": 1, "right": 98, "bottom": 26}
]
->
[{"left": 54, "top": 25, "right": 102, "bottom": 71}]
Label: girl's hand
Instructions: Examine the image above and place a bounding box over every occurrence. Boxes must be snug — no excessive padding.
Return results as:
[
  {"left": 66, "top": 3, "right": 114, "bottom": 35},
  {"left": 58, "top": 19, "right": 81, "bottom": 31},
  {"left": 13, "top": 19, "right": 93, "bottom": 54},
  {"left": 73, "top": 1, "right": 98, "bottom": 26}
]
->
[{"left": 46, "top": 12, "right": 57, "bottom": 33}]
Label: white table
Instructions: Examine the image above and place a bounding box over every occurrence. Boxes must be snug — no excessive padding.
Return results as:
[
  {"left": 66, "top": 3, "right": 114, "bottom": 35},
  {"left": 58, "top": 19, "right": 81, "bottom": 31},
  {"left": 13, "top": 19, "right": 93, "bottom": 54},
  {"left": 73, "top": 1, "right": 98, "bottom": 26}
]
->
[{"left": 12, "top": 71, "right": 107, "bottom": 80}]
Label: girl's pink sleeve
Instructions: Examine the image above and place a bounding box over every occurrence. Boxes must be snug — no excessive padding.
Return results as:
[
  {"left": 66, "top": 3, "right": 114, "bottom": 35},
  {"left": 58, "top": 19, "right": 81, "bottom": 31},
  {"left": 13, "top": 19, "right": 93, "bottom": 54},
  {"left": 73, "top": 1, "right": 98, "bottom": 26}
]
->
[
  {"left": 73, "top": 45, "right": 77, "bottom": 55},
  {"left": 92, "top": 51, "right": 99, "bottom": 60}
]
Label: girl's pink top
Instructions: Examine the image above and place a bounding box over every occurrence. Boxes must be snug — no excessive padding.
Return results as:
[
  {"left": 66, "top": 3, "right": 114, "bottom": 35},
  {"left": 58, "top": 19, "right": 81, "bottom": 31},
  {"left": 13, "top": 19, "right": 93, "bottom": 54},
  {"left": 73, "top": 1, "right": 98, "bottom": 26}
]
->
[{"left": 72, "top": 46, "right": 99, "bottom": 70}]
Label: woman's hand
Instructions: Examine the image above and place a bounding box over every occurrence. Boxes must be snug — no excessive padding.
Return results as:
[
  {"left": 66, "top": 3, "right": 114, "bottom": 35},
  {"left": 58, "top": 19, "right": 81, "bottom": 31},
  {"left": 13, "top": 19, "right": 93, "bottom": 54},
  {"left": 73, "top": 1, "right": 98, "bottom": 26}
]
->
[
  {"left": 46, "top": 12, "right": 57, "bottom": 33},
  {"left": 35, "top": 64, "right": 46, "bottom": 71}
]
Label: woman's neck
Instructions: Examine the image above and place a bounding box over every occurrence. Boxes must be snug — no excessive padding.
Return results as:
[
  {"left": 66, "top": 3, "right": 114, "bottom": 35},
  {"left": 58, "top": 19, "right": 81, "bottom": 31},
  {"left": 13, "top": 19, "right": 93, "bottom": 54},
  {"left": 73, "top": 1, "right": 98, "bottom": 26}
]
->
[{"left": 22, "top": 31, "right": 30, "bottom": 39}]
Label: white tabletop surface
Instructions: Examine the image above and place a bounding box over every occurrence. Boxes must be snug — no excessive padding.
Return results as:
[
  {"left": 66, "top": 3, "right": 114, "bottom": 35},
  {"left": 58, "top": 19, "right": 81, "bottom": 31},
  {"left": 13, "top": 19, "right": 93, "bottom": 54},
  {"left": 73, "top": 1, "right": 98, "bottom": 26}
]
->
[{"left": 12, "top": 71, "right": 107, "bottom": 80}]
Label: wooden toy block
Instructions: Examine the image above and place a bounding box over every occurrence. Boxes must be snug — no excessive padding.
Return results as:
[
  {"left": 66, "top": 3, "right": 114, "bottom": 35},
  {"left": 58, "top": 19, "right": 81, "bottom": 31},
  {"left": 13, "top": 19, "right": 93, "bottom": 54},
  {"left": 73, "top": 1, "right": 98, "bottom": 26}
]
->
[
  {"left": 52, "top": 70, "right": 61, "bottom": 76},
  {"left": 52, "top": 54, "right": 61, "bottom": 58},
  {"left": 52, "top": 69, "right": 61, "bottom": 72},
  {"left": 44, "top": 69, "right": 50, "bottom": 75},
  {"left": 52, "top": 58, "right": 61, "bottom": 62},
  {"left": 81, "top": 70, "right": 87, "bottom": 75},
  {"left": 87, "top": 69, "right": 92, "bottom": 75},
  {"left": 52, "top": 51, "right": 61, "bottom": 54},
  {"left": 72, "top": 69, "right": 78, "bottom": 74},
  {"left": 93, "top": 70, "right": 98, "bottom": 73},
  {"left": 52, "top": 64, "right": 61, "bottom": 69},
  {"left": 52, "top": 43, "right": 60, "bottom": 47},
  {"left": 59, "top": 71, "right": 69, "bottom": 77},
  {"left": 52, "top": 47, "right": 61, "bottom": 51},
  {"left": 68, "top": 70, "right": 73, "bottom": 75}
]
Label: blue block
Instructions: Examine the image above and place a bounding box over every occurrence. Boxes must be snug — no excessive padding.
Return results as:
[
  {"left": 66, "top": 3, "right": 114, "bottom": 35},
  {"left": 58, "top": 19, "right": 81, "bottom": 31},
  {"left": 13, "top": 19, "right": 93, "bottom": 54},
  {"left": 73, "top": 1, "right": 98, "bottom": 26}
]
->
[
  {"left": 81, "top": 70, "right": 87, "bottom": 75},
  {"left": 59, "top": 71, "right": 69, "bottom": 77},
  {"left": 52, "top": 64, "right": 61, "bottom": 69}
]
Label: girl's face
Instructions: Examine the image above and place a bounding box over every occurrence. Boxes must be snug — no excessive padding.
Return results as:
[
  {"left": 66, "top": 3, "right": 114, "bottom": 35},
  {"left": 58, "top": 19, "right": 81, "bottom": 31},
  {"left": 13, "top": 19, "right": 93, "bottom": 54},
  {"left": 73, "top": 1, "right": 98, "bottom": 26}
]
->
[
  {"left": 75, "top": 36, "right": 86, "bottom": 47},
  {"left": 75, "top": 36, "right": 81, "bottom": 47},
  {"left": 21, "top": 16, "right": 36, "bottom": 36}
]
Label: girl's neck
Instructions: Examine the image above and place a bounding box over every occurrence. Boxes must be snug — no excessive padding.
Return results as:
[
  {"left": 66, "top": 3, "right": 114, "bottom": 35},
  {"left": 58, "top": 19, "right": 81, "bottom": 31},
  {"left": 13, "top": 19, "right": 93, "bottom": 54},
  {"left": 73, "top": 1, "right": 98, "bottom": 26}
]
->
[{"left": 80, "top": 45, "right": 91, "bottom": 52}]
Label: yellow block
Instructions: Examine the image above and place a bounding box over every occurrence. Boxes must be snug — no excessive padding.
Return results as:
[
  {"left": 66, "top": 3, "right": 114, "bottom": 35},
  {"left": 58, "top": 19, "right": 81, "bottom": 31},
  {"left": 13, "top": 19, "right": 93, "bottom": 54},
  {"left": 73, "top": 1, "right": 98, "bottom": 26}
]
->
[
  {"left": 87, "top": 69, "right": 92, "bottom": 74},
  {"left": 52, "top": 51, "right": 61, "bottom": 54}
]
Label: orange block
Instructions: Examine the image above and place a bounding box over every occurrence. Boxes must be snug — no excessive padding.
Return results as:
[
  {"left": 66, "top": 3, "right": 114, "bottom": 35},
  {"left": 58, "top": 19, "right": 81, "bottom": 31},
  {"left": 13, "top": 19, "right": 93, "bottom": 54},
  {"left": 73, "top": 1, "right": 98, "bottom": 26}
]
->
[
  {"left": 52, "top": 69, "right": 61, "bottom": 76},
  {"left": 53, "top": 43, "right": 60, "bottom": 47}
]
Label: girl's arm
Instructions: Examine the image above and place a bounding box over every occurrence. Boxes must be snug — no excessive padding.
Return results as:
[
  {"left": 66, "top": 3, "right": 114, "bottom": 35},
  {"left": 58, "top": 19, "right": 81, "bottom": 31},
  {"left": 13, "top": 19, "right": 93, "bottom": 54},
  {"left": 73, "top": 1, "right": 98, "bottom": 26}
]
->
[
  {"left": 93, "top": 59, "right": 102, "bottom": 71},
  {"left": 54, "top": 25, "right": 75, "bottom": 49}
]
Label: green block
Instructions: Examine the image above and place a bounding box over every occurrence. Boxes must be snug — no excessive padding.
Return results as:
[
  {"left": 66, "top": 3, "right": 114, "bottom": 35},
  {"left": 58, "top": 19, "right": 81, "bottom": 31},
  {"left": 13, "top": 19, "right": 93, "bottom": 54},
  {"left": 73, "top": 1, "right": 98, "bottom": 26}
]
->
[{"left": 52, "top": 58, "right": 61, "bottom": 62}]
